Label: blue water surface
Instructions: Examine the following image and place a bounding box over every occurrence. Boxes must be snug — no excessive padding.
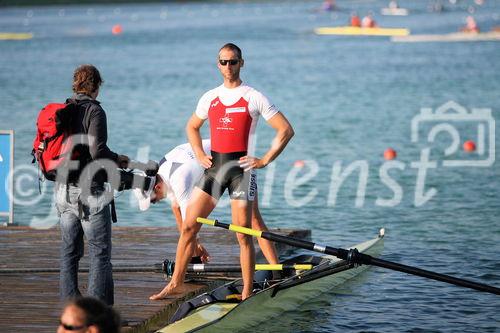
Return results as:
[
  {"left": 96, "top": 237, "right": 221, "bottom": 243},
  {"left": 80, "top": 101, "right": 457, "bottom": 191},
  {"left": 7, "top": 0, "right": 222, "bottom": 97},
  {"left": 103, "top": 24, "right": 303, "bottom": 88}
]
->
[{"left": 1, "top": 0, "right": 499, "bottom": 332}]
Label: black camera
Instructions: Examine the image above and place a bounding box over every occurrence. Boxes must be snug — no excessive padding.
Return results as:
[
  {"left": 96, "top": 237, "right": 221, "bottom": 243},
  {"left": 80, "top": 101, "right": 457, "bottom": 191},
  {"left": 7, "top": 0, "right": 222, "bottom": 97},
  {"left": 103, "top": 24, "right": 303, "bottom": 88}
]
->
[{"left": 117, "top": 160, "right": 159, "bottom": 192}]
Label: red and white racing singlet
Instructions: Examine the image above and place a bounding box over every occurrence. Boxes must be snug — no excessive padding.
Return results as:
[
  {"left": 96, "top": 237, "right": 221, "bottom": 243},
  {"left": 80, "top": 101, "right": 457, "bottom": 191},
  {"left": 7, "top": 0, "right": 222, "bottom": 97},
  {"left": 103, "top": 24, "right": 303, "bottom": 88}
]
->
[
  {"left": 208, "top": 96, "right": 251, "bottom": 153},
  {"left": 195, "top": 84, "right": 280, "bottom": 155}
]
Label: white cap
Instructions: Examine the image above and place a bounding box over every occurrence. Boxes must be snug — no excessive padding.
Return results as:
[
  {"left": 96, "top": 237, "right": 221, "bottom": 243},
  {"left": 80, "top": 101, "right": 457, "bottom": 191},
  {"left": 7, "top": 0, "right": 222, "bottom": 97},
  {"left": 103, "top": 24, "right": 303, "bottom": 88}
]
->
[{"left": 133, "top": 176, "right": 156, "bottom": 211}]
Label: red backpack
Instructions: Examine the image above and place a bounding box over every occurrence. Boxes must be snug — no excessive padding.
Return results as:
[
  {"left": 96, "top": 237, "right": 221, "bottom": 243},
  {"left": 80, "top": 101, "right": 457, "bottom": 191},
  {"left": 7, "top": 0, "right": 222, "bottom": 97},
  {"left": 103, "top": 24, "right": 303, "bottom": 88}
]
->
[{"left": 32, "top": 102, "right": 79, "bottom": 181}]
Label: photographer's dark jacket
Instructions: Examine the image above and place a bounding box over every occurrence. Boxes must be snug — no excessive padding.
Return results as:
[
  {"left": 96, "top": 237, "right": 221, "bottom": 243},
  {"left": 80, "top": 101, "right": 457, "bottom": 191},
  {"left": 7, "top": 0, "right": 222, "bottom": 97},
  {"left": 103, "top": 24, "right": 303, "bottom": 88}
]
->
[{"left": 66, "top": 93, "right": 119, "bottom": 185}]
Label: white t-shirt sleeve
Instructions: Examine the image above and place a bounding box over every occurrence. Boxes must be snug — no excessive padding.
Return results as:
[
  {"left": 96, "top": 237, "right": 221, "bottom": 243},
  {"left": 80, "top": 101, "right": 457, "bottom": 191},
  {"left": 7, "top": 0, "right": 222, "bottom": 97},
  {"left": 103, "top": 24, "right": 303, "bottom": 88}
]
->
[
  {"left": 248, "top": 90, "right": 280, "bottom": 121},
  {"left": 195, "top": 89, "right": 217, "bottom": 120}
]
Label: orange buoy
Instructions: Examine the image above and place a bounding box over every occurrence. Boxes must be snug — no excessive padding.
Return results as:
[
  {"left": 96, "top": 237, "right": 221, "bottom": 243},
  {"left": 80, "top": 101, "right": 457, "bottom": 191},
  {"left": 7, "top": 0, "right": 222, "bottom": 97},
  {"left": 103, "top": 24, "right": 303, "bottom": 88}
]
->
[
  {"left": 293, "top": 160, "right": 305, "bottom": 168},
  {"left": 384, "top": 148, "right": 397, "bottom": 160},
  {"left": 112, "top": 24, "right": 123, "bottom": 35},
  {"left": 463, "top": 140, "right": 476, "bottom": 152}
]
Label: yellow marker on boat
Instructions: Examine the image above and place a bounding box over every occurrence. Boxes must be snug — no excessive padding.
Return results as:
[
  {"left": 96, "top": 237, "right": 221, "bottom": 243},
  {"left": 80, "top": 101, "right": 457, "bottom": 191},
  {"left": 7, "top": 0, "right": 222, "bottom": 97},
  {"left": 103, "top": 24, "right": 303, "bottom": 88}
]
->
[
  {"left": 0, "top": 32, "right": 33, "bottom": 40},
  {"left": 255, "top": 264, "right": 313, "bottom": 270}
]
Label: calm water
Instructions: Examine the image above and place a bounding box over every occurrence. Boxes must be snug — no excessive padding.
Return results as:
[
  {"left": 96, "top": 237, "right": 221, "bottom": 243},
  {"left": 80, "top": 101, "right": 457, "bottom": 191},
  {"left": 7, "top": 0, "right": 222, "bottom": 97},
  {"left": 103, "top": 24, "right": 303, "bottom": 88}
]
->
[{"left": 1, "top": 0, "right": 499, "bottom": 331}]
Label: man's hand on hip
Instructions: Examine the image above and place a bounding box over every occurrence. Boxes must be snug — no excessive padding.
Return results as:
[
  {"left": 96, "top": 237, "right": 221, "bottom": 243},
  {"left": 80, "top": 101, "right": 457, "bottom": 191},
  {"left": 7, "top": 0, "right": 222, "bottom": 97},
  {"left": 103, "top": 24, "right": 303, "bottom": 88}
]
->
[
  {"left": 239, "top": 156, "right": 267, "bottom": 171},
  {"left": 197, "top": 154, "right": 213, "bottom": 169}
]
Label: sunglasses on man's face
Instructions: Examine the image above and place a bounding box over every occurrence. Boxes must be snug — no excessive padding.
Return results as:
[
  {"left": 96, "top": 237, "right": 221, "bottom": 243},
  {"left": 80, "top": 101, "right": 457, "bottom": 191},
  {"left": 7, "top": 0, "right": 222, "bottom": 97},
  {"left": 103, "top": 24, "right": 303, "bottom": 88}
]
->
[
  {"left": 59, "top": 320, "right": 87, "bottom": 331},
  {"left": 219, "top": 59, "right": 240, "bottom": 66}
]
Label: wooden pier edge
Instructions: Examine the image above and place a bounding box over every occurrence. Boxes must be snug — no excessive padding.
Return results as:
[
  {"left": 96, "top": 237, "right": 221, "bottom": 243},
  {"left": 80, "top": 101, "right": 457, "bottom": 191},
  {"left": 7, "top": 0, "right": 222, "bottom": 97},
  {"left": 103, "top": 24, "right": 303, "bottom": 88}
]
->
[
  {"left": 123, "top": 280, "right": 225, "bottom": 333},
  {"left": 0, "top": 226, "right": 311, "bottom": 333}
]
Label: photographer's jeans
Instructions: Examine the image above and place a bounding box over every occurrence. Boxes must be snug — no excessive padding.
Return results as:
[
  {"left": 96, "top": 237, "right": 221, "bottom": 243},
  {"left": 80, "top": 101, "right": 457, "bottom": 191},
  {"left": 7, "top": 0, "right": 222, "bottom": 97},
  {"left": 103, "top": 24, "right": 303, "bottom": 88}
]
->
[{"left": 55, "top": 184, "right": 114, "bottom": 305}]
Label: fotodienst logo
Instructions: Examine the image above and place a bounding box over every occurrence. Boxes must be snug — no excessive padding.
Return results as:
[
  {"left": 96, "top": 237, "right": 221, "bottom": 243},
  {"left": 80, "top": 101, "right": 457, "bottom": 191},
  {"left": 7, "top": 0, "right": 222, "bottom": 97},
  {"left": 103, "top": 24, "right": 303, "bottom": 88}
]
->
[
  {"left": 1, "top": 101, "right": 496, "bottom": 229},
  {"left": 411, "top": 100, "right": 495, "bottom": 167}
]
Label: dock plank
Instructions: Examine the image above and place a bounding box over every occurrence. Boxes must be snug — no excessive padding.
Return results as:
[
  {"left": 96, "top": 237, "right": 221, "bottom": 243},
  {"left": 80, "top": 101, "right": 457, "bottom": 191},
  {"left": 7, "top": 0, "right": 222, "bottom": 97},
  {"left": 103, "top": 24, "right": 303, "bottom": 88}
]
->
[{"left": 0, "top": 226, "right": 310, "bottom": 333}]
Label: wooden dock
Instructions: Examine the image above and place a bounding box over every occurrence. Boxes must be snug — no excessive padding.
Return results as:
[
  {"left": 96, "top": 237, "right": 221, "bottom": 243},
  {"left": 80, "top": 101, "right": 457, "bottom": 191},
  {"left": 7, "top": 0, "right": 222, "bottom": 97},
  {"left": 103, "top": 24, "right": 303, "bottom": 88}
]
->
[{"left": 0, "top": 226, "right": 310, "bottom": 333}]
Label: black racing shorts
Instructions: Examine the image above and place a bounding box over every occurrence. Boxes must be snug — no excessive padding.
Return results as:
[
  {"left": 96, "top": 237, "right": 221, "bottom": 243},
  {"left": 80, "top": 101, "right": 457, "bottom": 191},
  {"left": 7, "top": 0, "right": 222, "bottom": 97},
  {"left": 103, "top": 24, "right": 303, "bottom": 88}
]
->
[{"left": 196, "top": 151, "right": 256, "bottom": 201}]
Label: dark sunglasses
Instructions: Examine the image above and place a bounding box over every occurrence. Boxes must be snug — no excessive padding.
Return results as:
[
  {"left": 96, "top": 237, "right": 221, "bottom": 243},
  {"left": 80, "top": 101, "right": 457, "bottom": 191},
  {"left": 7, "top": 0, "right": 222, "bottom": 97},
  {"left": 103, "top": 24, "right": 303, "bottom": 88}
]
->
[
  {"left": 59, "top": 320, "right": 87, "bottom": 331},
  {"left": 219, "top": 59, "right": 239, "bottom": 66}
]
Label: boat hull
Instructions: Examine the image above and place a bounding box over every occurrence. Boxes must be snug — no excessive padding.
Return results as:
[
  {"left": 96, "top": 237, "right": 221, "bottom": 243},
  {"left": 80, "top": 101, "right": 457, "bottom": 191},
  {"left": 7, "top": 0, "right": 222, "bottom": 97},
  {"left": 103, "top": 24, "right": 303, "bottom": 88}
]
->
[
  {"left": 158, "top": 231, "right": 384, "bottom": 333},
  {"left": 392, "top": 31, "right": 500, "bottom": 42}
]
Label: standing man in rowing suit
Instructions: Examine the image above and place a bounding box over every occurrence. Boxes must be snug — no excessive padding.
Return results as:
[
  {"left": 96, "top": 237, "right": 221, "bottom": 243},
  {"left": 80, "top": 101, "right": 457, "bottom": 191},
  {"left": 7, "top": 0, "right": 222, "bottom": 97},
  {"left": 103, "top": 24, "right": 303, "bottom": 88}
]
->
[
  {"left": 150, "top": 43, "right": 294, "bottom": 300},
  {"left": 133, "top": 140, "right": 279, "bottom": 265}
]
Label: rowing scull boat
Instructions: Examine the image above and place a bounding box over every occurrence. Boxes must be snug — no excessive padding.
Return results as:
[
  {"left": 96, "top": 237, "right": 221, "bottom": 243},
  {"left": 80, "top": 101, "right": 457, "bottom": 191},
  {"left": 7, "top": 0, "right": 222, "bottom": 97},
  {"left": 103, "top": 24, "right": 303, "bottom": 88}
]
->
[
  {"left": 157, "top": 229, "right": 384, "bottom": 332},
  {"left": 158, "top": 215, "right": 500, "bottom": 332}
]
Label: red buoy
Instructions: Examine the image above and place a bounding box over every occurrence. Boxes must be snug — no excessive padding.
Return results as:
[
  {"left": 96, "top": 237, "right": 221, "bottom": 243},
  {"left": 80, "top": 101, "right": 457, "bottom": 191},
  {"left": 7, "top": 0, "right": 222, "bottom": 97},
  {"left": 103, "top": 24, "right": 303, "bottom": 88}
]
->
[
  {"left": 112, "top": 24, "right": 123, "bottom": 35},
  {"left": 384, "top": 148, "right": 397, "bottom": 160},
  {"left": 463, "top": 140, "right": 476, "bottom": 152},
  {"left": 293, "top": 160, "right": 305, "bottom": 168}
]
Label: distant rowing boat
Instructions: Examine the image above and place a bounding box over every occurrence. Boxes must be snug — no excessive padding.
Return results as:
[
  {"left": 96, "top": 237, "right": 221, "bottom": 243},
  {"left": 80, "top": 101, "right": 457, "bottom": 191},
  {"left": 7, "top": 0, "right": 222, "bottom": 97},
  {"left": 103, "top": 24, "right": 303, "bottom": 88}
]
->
[
  {"left": 0, "top": 32, "right": 33, "bottom": 40},
  {"left": 380, "top": 7, "right": 409, "bottom": 16},
  {"left": 392, "top": 31, "right": 500, "bottom": 42},
  {"left": 315, "top": 26, "right": 410, "bottom": 37},
  {"left": 157, "top": 230, "right": 385, "bottom": 332}
]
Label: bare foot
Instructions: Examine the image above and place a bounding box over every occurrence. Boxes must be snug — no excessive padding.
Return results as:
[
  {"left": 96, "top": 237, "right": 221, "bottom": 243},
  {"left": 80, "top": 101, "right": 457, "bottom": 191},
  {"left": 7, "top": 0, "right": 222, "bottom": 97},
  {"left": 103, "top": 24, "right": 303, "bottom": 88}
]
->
[{"left": 149, "top": 282, "right": 187, "bottom": 300}]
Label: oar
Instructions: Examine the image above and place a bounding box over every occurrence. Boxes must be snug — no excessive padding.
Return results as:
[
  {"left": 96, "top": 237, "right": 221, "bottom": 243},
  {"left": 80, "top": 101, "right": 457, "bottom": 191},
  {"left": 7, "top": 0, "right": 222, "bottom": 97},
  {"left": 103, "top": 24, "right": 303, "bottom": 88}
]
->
[
  {"left": 197, "top": 218, "right": 500, "bottom": 296},
  {"left": 0, "top": 263, "right": 311, "bottom": 275},
  {"left": 162, "top": 260, "right": 312, "bottom": 276}
]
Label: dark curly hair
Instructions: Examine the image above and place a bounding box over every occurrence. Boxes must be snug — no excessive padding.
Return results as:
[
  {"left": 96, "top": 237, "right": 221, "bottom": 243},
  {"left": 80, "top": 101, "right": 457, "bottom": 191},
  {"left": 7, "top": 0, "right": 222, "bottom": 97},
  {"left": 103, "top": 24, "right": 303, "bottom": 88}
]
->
[
  {"left": 72, "top": 64, "right": 103, "bottom": 96},
  {"left": 68, "top": 297, "right": 121, "bottom": 333}
]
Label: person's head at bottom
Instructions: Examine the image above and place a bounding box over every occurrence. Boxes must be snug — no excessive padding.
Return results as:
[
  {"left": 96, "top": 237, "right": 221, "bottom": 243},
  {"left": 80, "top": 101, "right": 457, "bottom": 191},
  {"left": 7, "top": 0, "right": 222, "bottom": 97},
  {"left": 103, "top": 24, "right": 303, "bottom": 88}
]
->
[{"left": 57, "top": 297, "right": 121, "bottom": 333}]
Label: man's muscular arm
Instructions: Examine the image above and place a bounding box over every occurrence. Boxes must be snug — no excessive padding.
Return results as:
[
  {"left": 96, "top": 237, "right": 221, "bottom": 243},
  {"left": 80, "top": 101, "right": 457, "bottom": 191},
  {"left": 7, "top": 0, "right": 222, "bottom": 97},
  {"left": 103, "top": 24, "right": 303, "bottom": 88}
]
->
[
  {"left": 239, "top": 112, "right": 294, "bottom": 170},
  {"left": 186, "top": 114, "right": 212, "bottom": 169}
]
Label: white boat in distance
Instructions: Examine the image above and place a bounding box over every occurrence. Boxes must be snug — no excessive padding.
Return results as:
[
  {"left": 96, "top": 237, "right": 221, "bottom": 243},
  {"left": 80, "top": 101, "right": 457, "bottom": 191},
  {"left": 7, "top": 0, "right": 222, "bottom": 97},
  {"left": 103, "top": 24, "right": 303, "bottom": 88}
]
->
[
  {"left": 381, "top": 7, "right": 409, "bottom": 16},
  {"left": 392, "top": 31, "right": 500, "bottom": 42}
]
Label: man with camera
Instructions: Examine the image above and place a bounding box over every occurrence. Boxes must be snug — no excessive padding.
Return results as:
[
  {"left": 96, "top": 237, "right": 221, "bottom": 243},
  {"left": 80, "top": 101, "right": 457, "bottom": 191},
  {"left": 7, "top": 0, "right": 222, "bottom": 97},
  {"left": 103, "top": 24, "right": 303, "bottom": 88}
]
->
[{"left": 55, "top": 64, "right": 129, "bottom": 306}]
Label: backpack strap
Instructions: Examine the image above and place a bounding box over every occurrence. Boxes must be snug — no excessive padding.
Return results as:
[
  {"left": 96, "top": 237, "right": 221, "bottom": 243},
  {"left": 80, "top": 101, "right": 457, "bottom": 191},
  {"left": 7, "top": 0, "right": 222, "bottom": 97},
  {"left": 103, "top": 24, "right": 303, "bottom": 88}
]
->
[{"left": 110, "top": 199, "right": 117, "bottom": 223}]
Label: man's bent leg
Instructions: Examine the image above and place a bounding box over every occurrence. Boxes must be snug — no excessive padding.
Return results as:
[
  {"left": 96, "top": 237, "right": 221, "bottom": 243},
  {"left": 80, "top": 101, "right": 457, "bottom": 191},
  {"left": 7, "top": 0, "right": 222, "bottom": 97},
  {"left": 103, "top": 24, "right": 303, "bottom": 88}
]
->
[
  {"left": 251, "top": 193, "right": 279, "bottom": 264},
  {"left": 150, "top": 188, "right": 216, "bottom": 300},
  {"left": 231, "top": 199, "right": 254, "bottom": 300}
]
